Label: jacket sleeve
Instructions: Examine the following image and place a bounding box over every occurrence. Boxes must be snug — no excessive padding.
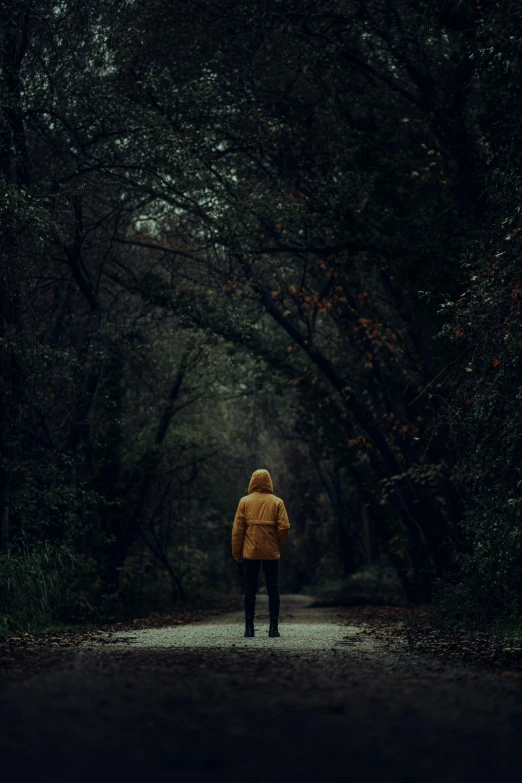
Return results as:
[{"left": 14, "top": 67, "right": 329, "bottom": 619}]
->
[
  {"left": 231, "top": 499, "right": 246, "bottom": 562},
  {"left": 276, "top": 500, "right": 290, "bottom": 548}
]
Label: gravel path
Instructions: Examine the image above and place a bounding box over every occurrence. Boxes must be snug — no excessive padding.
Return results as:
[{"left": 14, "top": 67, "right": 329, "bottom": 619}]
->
[
  {"left": 86, "top": 593, "right": 373, "bottom": 652},
  {"left": 2, "top": 594, "right": 522, "bottom": 783}
]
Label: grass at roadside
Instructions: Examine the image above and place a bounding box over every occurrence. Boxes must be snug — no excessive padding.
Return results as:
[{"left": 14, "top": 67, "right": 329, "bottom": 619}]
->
[{"left": 307, "top": 567, "right": 408, "bottom": 607}]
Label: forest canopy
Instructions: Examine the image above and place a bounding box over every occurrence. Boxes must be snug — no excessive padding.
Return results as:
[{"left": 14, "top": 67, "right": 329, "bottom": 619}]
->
[{"left": 1, "top": 0, "right": 520, "bottom": 631}]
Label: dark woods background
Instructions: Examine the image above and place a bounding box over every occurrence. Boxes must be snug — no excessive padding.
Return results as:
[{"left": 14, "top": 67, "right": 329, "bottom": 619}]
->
[{"left": 1, "top": 0, "right": 520, "bottom": 633}]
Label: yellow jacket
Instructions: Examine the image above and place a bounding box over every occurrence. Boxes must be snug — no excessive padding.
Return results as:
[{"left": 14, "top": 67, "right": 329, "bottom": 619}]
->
[{"left": 231, "top": 469, "right": 290, "bottom": 562}]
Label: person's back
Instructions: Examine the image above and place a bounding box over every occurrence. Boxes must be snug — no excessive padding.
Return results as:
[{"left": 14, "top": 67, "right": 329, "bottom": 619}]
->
[{"left": 231, "top": 469, "right": 290, "bottom": 638}]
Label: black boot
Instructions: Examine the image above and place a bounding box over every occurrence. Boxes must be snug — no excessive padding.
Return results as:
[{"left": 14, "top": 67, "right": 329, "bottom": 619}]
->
[
  {"left": 268, "top": 617, "right": 280, "bottom": 638},
  {"left": 244, "top": 615, "right": 255, "bottom": 637}
]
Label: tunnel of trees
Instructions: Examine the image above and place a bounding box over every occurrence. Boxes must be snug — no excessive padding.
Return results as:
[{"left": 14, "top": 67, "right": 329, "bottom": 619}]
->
[{"left": 1, "top": 0, "right": 521, "bottom": 631}]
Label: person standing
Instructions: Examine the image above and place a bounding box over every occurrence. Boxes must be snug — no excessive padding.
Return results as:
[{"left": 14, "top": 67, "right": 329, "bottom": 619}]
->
[{"left": 231, "top": 469, "right": 291, "bottom": 638}]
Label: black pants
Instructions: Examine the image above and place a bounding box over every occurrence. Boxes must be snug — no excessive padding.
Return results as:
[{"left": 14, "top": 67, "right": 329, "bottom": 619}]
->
[{"left": 243, "top": 559, "right": 280, "bottom": 618}]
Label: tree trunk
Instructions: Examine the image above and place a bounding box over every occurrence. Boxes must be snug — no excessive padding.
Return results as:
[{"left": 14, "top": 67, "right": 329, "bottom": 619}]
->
[{"left": 0, "top": 9, "right": 31, "bottom": 563}]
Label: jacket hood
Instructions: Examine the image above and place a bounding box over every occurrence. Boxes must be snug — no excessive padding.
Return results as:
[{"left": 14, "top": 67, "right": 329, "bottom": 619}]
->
[{"left": 248, "top": 469, "right": 274, "bottom": 494}]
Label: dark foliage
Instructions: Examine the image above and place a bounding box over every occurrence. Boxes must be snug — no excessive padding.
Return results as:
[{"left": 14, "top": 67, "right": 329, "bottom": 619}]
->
[{"left": 0, "top": 0, "right": 518, "bottom": 632}]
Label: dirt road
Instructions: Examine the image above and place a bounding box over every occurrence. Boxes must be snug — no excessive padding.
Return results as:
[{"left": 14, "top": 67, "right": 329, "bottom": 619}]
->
[{"left": 1, "top": 594, "right": 522, "bottom": 782}]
